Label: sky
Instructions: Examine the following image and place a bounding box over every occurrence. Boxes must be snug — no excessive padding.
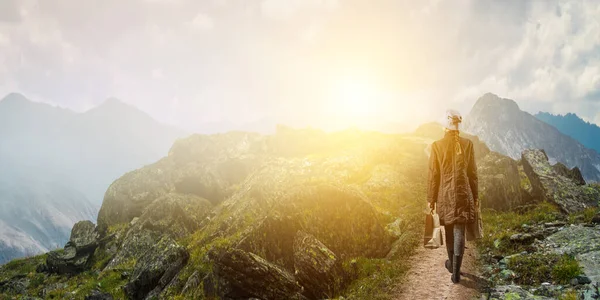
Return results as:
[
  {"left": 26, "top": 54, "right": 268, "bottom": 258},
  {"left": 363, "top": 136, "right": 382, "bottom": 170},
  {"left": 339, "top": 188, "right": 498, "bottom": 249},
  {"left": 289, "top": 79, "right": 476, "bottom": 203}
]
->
[{"left": 0, "top": 0, "right": 599, "bottom": 132}]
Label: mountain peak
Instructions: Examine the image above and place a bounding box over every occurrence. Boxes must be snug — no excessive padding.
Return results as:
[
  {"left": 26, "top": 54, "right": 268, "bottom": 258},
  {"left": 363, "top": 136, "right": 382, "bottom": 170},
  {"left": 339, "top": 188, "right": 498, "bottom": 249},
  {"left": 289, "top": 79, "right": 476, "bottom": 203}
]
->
[
  {"left": 0, "top": 93, "right": 32, "bottom": 108},
  {"left": 86, "top": 97, "right": 145, "bottom": 118},
  {"left": 96, "top": 97, "right": 132, "bottom": 109},
  {"left": 470, "top": 93, "right": 520, "bottom": 115}
]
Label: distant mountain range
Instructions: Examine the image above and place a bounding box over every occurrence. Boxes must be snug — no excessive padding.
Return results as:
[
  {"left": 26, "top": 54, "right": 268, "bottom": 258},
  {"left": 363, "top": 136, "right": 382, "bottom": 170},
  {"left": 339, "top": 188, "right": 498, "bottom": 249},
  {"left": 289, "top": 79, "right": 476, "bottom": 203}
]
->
[
  {"left": 0, "top": 93, "right": 185, "bottom": 264},
  {"left": 464, "top": 93, "right": 600, "bottom": 182},
  {"left": 535, "top": 112, "right": 600, "bottom": 155}
]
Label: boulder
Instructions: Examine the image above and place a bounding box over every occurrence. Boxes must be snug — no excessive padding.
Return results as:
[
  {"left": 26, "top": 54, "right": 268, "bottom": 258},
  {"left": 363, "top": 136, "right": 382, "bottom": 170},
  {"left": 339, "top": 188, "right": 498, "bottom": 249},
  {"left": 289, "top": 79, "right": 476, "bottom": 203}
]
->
[
  {"left": 46, "top": 221, "right": 99, "bottom": 274},
  {"left": 478, "top": 151, "right": 524, "bottom": 210},
  {"left": 237, "top": 213, "right": 300, "bottom": 271},
  {"left": 123, "top": 236, "right": 189, "bottom": 300},
  {"left": 293, "top": 231, "right": 344, "bottom": 299},
  {"left": 278, "top": 184, "right": 392, "bottom": 259},
  {"left": 208, "top": 248, "right": 305, "bottom": 300},
  {"left": 521, "top": 149, "right": 599, "bottom": 213},
  {"left": 106, "top": 193, "right": 211, "bottom": 270}
]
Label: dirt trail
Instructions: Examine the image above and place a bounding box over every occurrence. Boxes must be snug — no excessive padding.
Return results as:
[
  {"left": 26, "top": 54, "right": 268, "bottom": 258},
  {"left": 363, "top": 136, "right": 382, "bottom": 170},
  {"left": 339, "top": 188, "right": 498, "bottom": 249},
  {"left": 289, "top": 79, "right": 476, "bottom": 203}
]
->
[{"left": 394, "top": 228, "right": 485, "bottom": 300}]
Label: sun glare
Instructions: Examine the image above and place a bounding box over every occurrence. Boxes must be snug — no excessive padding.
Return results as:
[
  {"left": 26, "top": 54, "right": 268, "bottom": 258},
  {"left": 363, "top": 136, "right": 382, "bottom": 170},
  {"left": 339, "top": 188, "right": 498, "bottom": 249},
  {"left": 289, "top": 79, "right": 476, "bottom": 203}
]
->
[{"left": 331, "top": 76, "right": 380, "bottom": 119}]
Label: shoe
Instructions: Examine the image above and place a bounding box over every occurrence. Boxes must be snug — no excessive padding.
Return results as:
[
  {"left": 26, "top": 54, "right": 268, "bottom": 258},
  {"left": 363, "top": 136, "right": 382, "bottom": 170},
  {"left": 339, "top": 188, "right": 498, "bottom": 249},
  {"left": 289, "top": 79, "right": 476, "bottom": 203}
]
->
[
  {"left": 451, "top": 254, "right": 463, "bottom": 283},
  {"left": 445, "top": 259, "right": 452, "bottom": 273}
]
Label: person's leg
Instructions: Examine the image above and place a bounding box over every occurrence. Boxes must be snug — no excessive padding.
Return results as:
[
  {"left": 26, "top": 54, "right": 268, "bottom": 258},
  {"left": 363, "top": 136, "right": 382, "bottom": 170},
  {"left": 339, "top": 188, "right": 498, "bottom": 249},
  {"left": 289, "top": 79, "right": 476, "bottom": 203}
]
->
[
  {"left": 444, "top": 224, "right": 454, "bottom": 273},
  {"left": 452, "top": 223, "right": 466, "bottom": 283}
]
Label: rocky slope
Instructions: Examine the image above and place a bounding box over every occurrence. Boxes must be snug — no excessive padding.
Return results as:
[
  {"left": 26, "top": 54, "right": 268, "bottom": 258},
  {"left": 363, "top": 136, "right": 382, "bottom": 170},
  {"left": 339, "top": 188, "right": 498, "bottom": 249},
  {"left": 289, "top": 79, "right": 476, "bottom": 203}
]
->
[
  {"left": 1, "top": 123, "right": 598, "bottom": 299},
  {"left": 2, "top": 125, "right": 530, "bottom": 299},
  {"left": 0, "top": 93, "right": 185, "bottom": 264},
  {"left": 463, "top": 93, "right": 600, "bottom": 183},
  {"left": 536, "top": 112, "right": 600, "bottom": 155}
]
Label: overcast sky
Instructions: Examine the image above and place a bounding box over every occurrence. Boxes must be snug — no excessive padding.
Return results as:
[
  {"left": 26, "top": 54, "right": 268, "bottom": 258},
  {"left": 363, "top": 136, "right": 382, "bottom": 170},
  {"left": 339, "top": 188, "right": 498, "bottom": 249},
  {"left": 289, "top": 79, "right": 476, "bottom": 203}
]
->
[{"left": 0, "top": 0, "right": 599, "bottom": 132}]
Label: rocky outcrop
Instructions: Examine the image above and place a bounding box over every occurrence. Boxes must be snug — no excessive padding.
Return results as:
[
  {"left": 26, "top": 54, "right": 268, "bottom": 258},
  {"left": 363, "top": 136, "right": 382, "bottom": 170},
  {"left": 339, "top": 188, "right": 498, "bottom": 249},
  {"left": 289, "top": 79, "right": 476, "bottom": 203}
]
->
[
  {"left": 552, "top": 163, "right": 586, "bottom": 186},
  {"left": 521, "top": 149, "right": 599, "bottom": 213},
  {"left": 97, "top": 133, "right": 267, "bottom": 231},
  {"left": 132, "top": 193, "right": 212, "bottom": 240},
  {"left": 208, "top": 248, "right": 305, "bottom": 300},
  {"left": 105, "top": 193, "right": 211, "bottom": 270},
  {"left": 123, "top": 236, "right": 189, "bottom": 300},
  {"left": 293, "top": 231, "right": 344, "bottom": 299},
  {"left": 46, "top": 220, "right": 99, "bottom": 274},
  {"left": 478, "top": 151, "right": 525, "bottom": 210}
]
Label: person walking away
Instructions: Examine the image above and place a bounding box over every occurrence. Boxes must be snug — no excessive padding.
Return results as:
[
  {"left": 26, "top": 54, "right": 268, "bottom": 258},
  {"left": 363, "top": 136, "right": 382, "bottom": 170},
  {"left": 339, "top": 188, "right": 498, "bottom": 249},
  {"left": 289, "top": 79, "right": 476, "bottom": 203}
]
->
[{"left": 427, "top": 109, "right": 478, "bottom": 283}]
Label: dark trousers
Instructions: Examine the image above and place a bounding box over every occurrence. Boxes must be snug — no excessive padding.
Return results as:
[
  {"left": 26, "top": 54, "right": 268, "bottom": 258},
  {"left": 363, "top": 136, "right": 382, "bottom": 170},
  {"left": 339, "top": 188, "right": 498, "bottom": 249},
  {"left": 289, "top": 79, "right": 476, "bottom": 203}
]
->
[{"left": 444, "top": 223, "right": 466, "bottom": 256}]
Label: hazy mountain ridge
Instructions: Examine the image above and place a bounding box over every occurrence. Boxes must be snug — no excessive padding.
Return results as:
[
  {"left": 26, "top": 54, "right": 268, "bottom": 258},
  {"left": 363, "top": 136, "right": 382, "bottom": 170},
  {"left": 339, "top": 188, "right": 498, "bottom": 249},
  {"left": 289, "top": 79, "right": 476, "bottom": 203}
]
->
[
  {"left": 464, "top": 93, "right": 600, "bottom": 182},
  {"left": 535, "top": 112, "right": 600, "bottom": 155},
  {"left": 0, "top": 93, "right": 186, "bottom": 264}
]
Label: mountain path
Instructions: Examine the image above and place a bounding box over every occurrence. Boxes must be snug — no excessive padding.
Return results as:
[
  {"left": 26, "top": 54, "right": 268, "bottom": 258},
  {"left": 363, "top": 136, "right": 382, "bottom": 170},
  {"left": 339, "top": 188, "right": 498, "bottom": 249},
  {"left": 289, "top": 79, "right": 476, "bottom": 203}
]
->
[{"left": 394, "top": 228, "right": 485, "bottom": 300}]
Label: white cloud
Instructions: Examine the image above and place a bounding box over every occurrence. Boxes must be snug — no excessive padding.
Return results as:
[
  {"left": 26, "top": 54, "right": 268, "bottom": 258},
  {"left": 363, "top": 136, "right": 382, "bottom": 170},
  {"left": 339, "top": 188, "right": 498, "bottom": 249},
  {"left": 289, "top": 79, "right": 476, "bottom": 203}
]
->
[
  {"left": 190, "top": 12, "right": 214, "bottom": 31},
  {"left": 151, "top": 68, "right": 164, "bottom": 79},
  {"left": 260, "top": 0, "right": 339, "bottom": 21}
]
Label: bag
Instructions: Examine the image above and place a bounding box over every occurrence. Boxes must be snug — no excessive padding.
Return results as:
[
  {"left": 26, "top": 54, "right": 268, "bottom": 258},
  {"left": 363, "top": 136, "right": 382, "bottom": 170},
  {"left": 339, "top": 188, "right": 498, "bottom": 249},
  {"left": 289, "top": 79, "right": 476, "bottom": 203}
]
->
[
  {"left": 424, "top": 209, "right": 443, "bottom": 249},
  {"left": 467, "top": 201, "right": 484, "bottom": 241}
]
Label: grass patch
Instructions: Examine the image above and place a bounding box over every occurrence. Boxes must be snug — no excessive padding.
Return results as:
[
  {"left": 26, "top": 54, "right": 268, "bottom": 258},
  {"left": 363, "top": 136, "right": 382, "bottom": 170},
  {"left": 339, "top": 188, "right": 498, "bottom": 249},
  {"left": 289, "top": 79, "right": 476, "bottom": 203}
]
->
[
  {"left": 477, "top": 202, "right": 560, "bottom": 258},
  {"left": 568, "top": 207, "right": 599, "bottom": 224},
  {"left": 0, "top": 254, "right": 46, "bottom": 281},
  {"left": 552, "top": 255, "right": 582, "bottom": 285},
  {"left": 507, "top": 253, "right": 581, "bottom": 286}
]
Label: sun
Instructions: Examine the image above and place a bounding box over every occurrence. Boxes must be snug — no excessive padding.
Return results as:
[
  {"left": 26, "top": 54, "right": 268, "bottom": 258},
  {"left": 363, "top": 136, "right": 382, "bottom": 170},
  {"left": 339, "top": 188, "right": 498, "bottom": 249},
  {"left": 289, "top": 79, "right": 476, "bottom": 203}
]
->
[{"left": 330, "top": 75, "right": 380, "bottom": 119}]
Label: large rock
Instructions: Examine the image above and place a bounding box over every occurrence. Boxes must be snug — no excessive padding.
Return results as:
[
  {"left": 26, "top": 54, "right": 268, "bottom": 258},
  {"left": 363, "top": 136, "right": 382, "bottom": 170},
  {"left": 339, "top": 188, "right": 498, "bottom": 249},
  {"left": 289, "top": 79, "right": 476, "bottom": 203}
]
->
[
  {"left": 133, "top": 193, "right": 212, "bottom": 240},
  {"left": 123, "top": 236, "right": 189, "bottom": 300},
  {"left": 521, "top": 149, "right": 599, "bottom": 213},
  {"left": 46, "top": 220, "right": 99, "bottom": 274},
  {"left": 279, "top": 184, "right": 392, "bottom": 259},
  {"left": 552, "top": 162, "right": 586, "bottom": 186},
  {"left": 105, "top": 193, "right": 211, "bottom": 270},
  {"left": 478, "top": 151, "right": 525, "bottom": 211},
  {"left": 293, "top": 231, "right": 344, "bottom": 299},
  {"left": 237, "top": 213, "right": 300, "bottom": 271},
  {"left": 208, "top": 248, "right": 305, "bottom": 300}
]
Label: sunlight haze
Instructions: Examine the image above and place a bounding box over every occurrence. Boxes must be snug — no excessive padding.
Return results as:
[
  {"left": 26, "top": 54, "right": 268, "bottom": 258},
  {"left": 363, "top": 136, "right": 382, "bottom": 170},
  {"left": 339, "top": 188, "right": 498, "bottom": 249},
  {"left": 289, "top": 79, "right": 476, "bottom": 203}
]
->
[{"left": 1, "top": 0, "right": 599, "bottom": 131}]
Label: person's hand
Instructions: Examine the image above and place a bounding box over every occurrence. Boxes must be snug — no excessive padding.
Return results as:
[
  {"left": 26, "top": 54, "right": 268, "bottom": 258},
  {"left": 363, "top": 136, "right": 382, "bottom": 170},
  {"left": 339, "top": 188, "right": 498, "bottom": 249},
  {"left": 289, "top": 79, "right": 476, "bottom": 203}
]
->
[
  {"left": 474, "top": 198, "right": 479, "bottom": 208},
  {"left": 428, "top": 202, "right": 435, "bottom": 211}
]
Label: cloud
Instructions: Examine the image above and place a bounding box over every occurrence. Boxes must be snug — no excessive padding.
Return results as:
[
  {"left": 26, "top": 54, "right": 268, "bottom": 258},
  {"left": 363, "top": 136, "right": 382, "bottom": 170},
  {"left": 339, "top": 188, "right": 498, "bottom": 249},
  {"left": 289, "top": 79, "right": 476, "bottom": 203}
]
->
[
  {"left": 0, "top": 0, "right": 21, "bottom": 23},
  {"left": 260, "top": 0, "right": 339, "bottom": 21},
  {"left": 0, "top": 0, "right": 599, "bottom": 131},
  {"left": 190, "top": 12, "right": 214, "bottom": 30}
]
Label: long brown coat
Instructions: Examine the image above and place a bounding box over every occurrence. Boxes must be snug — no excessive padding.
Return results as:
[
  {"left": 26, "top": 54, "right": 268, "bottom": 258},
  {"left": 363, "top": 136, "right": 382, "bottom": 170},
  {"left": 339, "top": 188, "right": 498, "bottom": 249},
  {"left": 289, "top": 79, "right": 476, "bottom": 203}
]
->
[{"left": 427, "top": 131, "right": 478, "bottom": 225}]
